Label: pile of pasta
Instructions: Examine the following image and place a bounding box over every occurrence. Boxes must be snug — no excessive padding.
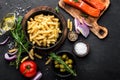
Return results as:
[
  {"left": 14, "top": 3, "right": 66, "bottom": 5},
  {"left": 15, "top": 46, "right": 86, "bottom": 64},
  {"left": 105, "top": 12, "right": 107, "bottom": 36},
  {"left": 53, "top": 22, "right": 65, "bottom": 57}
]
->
[{"left": 27, "top": 14, "right": 62, "bottom": 47}]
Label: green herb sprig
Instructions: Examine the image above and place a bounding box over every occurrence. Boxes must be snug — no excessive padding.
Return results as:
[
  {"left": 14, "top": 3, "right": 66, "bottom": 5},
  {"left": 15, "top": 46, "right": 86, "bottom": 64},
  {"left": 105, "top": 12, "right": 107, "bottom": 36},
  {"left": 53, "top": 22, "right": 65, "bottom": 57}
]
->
[
  {"left": 74, "top": 0, "right": 79, "bottom": 2},
  {"left": 49, "top": 53, "right": 77, "bottom": 76},
  {"left": 11, "top": 16, "right": 29, "bottom": 69},
  {"left": 55, "top": 7, "right": 59, "bottom": 13}
]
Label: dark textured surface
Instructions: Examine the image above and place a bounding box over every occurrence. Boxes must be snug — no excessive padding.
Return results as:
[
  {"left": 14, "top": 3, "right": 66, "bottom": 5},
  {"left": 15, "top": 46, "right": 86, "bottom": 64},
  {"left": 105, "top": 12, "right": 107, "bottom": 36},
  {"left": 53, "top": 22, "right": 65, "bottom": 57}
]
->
[{"left": 0, "top": 0, "right": 120, "bottom": 80}]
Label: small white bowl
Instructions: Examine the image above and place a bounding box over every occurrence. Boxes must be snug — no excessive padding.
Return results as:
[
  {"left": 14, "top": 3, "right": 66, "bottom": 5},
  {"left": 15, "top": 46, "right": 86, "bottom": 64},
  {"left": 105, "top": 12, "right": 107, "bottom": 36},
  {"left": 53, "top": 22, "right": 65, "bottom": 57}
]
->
[{"left": 73, "top": 41, "right": 89, "bottom": 57}]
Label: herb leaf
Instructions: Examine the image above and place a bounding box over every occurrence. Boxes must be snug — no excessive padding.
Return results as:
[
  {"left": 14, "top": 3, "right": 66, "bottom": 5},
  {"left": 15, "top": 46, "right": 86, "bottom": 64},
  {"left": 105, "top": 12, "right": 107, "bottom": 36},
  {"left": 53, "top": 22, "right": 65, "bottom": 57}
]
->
[
  {"left": 55, "top": 7, "right": 59, "bottom": 13},
  {"left": 74, "top": 0, "right": 79, "bottom": 2}
]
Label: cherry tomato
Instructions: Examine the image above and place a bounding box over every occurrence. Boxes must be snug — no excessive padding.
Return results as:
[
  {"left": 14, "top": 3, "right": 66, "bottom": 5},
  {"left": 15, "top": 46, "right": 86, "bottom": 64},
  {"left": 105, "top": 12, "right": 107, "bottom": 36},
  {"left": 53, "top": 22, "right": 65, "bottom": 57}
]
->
[{"left": 19, "top": 60, "right": 37, "bottom": 78}]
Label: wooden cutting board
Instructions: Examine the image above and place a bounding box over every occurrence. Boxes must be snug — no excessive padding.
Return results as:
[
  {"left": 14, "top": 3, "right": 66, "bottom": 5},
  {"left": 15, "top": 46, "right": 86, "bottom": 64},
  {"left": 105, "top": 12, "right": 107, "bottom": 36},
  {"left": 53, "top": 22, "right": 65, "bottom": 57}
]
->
[{"left": 59, "top": 0, "right": 110, "bottom": 39}]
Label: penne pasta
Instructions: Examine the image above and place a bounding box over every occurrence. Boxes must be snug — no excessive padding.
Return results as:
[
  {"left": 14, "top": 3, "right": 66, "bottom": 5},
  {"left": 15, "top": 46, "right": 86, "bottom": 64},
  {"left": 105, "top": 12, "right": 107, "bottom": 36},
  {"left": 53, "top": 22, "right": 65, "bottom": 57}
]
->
[{"left": 27, "top": 14, "right": 61, "bottom": 47}]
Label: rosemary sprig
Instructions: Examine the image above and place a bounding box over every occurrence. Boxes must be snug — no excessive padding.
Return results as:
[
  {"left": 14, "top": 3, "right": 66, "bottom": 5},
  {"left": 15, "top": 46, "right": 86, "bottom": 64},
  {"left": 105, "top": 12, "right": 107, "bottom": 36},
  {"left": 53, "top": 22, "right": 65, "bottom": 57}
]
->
[
  {"left": 11, "top": 16, "right": 29, "bottom": 69},
  {"left": 49, "top": 53, "right": 77, "bottom": 76}
]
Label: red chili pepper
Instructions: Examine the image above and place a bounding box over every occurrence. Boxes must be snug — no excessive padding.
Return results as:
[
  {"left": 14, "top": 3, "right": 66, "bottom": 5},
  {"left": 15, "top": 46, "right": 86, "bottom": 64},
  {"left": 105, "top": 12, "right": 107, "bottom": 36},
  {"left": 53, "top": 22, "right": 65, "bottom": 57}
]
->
[{"left": 63, "top": 0, "right": 100, "bottom": 17}]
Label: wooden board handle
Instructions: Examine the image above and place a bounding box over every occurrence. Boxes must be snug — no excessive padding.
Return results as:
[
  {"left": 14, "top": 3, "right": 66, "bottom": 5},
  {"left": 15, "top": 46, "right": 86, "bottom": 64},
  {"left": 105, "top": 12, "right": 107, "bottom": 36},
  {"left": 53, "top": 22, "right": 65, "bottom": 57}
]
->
[{"left": 90, "top": 22, "right": 108, "bottom": 39}]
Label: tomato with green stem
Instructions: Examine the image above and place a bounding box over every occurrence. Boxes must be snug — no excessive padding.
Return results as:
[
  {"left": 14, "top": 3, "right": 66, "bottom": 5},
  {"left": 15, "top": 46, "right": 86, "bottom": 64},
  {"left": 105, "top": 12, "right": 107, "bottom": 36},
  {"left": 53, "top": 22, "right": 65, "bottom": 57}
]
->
[{"left": 19, "top": 60, "right": 37, "bottom": 78}]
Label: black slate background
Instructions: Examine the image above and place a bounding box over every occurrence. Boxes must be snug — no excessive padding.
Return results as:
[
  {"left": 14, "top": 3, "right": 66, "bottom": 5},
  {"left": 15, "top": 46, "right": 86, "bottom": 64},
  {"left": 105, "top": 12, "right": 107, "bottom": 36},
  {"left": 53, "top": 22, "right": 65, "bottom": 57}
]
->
[{"left": 0, "top": 0, "right": 120, "bottom": 80}]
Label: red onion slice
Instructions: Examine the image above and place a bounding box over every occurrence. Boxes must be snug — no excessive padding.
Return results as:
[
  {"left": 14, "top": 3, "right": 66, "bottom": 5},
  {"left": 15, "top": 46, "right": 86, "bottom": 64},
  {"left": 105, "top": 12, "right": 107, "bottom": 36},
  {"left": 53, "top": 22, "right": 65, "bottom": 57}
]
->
[
  {"left": 0, "top": 36, "right": 10, "bottom": 45},
  {"left": 31, "top": 71, "right": 42, "bottom": 80},
  {"left": 74, "top": 18, "right": 80, "bottom": 34},
  {"left": 4, "top": 53, "right": 17, "bottom": 61},
  {"left": 74, "top": 18, "right": 90, "bottom": 38}
]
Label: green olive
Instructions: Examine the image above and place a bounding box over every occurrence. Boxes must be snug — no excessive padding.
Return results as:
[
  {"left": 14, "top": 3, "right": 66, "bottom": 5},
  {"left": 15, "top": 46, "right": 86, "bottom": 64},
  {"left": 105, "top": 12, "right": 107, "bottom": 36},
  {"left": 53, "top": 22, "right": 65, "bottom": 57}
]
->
[
  {"left": 65, "top": 56, "right": 69, "bottom": 60},
  {"left": 54, "top": 61, "right": 58, "bottom": 64},
  {"left": 65, "top": 60, "right": 69, "bottom": 65},
  {"left": 62, "top": 54, "right": 67, "bottom": 60},
  {"left": 68, "top": 59, "right": 73, "bottom": 64},
  {"left": 68, "top": 64, "right": 73, "bottom": 68},
  {"left": 55, "top": 64, "right": 60, "bottom": 68},
  {"left": 60, "top": 68, "right": 66, "bottom": 72},
  {"left": 60, "top": 64, "right": 64, "bottom": 69}
]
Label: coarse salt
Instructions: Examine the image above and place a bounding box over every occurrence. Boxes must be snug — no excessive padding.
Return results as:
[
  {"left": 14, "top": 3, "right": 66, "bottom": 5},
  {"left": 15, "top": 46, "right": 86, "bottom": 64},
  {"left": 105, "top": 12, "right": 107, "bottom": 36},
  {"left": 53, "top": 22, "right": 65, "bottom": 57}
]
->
[{"left": 74, "top": 42, "right": 87, "bottom": 55}]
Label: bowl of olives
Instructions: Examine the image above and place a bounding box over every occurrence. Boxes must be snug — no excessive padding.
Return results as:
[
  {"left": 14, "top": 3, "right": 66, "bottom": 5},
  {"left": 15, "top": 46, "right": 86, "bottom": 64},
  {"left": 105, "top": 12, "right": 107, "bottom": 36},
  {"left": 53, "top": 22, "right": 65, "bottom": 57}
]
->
[{"left": 52, "top": 51, "right": 76, "bottom": 77}]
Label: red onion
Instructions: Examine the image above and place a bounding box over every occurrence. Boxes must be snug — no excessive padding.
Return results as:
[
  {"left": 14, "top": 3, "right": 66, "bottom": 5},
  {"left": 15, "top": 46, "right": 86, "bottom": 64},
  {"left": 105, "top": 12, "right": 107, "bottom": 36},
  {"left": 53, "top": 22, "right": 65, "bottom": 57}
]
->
[
  {"left": 8, "top": 49, "right": 18, "bottom": 56},
  {"left": 4, "top": 53, "right": 17, "bottom": 61},
  {"left": 0, "top": 36, "right": 10, "bottom": 45},
  {"left": 31, "top": 71, "right": 42, "bottom": 80},
  {"left": 74, "top": 18, "right": 80, "bottom": 34},
  {"left": 74, "top": 18, "right": 90, "bottom": 38}
]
